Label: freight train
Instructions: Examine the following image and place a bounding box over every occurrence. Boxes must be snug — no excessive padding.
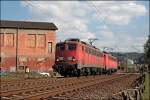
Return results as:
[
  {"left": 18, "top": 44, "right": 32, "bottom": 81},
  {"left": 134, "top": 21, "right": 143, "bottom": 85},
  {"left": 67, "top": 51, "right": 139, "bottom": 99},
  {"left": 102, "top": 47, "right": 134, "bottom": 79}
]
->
[{"left": 53, "top": 39, "right": 118, "bottom": 77}]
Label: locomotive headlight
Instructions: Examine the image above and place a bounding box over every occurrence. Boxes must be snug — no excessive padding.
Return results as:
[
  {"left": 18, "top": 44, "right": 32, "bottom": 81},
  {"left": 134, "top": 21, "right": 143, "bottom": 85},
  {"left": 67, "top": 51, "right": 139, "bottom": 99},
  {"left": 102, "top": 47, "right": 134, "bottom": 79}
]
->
[
  {"left": 56, "top": 57, "right": 63, "bottom": 61},
  {"left": 56, "top": 58, "right": 59, "bottom": 61},
  {"left": 72, "top": 57, "right": 76, "bottom": 61}
]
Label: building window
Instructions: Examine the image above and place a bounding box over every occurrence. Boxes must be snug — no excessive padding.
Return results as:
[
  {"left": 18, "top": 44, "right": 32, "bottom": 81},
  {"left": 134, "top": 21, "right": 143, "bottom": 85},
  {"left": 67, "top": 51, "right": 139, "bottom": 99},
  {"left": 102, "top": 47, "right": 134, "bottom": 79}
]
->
[
  {"left": 37, "top": 34, "right": 46, "bottom": 48},
  {"left": 0, "top": 33, "right": 4, "bottom": 46},
  {"left": 48, "top": 42, "right": 52, "bottom": 53},
  {"left": 4, "top": 33, "right": 14, "bottom": 46},
  {"left": 26, "top": 34, "right": 36, "bottom": 47}
]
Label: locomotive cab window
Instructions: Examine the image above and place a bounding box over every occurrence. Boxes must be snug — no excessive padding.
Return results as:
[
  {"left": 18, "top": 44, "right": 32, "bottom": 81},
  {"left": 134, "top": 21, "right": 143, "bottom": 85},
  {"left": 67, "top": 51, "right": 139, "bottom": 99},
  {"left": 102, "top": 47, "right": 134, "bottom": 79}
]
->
[
  {"left": 68, "top": 44, "right": 76, "bottom": 50},
  {"left": 57, "top": 44, "right": 65, "bottom": 51}
]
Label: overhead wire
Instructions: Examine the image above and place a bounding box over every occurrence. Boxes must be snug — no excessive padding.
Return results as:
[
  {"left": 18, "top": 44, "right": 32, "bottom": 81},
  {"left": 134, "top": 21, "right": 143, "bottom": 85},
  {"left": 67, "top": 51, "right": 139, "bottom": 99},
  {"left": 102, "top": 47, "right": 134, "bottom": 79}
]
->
[
  {"left": 25, "top": 1, "right": 64, "bottom": 42},
  {"left": 86, "top": 1, "right": 137, "bottom": 53},
  {"left": 26, "top": 1, "right": 143, "bottom": 53},
  {"left": 87, "top": 1, "right": 119, "bottom": 52},
  {"left": 24, "top": 1, "right": 51, "bottom": 20}
]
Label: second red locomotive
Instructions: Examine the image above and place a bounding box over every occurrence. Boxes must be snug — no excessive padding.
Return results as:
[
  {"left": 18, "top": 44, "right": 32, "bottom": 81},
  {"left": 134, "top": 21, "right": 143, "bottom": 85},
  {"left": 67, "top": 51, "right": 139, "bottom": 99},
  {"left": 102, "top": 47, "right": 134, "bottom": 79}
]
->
[{"left": 53, "top": 39, "right": 118, "bottom": 77}]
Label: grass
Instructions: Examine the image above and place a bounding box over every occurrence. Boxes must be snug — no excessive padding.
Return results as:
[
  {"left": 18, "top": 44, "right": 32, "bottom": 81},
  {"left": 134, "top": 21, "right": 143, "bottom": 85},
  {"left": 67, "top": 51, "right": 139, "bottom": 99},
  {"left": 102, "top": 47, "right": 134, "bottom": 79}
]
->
[
  {"left": 1, "top": 73, "right": 23, "bottom": 81},
  {"left": 143, "top": 73, "right": 150, "bottom": 100},
  {"left": 0, "top": 72, "right": 49, "bottom": 81}
]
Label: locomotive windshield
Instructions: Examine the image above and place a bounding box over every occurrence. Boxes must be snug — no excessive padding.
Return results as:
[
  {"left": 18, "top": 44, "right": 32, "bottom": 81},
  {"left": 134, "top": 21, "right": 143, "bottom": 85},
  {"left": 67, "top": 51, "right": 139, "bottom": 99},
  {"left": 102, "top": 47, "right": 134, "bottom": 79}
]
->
[
  {"left": 68, "top": 44, "right": 76, "bottom": 50},
  {"left": 57, "top": 44, "right": 65, "bottom": 51}
]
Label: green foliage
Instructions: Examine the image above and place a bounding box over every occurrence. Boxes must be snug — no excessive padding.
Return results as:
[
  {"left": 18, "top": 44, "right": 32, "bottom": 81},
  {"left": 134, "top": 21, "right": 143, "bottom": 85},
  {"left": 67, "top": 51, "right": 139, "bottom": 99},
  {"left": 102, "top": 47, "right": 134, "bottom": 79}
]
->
[
  {"left": 143, "top": 73, "right": 150, "bottom": 100},
  {"left": 144, "top": 34, "right": 150, "bottom": 64}
]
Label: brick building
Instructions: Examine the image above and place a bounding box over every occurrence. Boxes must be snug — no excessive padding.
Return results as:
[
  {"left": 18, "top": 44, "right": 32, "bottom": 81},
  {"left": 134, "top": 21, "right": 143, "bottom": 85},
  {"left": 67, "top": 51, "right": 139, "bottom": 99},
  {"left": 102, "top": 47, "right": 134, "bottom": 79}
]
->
[{"left": 0, "top": 20, "right": 58, "bottom": 72}]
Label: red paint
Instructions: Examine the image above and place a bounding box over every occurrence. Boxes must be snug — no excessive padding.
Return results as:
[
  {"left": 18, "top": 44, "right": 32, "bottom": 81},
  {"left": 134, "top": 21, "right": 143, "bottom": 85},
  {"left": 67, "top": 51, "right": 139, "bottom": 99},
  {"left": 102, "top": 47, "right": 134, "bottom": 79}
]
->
[
  {"left": 103, "top": 53, "right": 118, "bottom": 69},
  {"left": 55, "top": 39, "right": 118, "bottom": 70}
]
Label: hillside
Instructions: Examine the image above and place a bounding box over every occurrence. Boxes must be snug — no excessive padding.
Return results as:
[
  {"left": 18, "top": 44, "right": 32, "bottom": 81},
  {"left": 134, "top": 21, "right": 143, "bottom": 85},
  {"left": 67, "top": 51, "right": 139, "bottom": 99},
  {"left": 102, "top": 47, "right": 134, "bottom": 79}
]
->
[{"left": 110, "top": 52, "right": 145, "bottom": 64}]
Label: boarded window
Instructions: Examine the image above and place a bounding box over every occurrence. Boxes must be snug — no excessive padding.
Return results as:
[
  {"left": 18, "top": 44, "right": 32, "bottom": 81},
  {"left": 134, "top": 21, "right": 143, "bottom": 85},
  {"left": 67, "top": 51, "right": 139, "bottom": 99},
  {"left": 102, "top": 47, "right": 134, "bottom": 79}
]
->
[
  {"left": 48, "top": 42, "right": 52, "bottom": 53},
  {"left": 37, "top": 34, "right": 46, "bottom": 47},
  {"left": 0, "top": 33, "right": 4, "bottom": 46},
  {"left": 5, "top": 33, "right": 14, "bottom": 46},
  {"left": 27, "top": 34, "right": 36, "bottom": 47}
]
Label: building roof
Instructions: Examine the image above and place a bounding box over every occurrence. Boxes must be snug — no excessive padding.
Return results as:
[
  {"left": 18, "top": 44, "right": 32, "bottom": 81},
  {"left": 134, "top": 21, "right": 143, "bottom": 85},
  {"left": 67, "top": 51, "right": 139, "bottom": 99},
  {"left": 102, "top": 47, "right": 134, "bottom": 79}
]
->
[{"left": 0, "top": 20, "right": 58, "bottom": 30}]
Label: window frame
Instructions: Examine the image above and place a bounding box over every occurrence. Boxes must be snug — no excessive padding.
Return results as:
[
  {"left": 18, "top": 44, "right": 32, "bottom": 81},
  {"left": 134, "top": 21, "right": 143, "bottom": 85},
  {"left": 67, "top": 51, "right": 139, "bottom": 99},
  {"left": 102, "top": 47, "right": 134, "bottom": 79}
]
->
[
  {"left": 48, "top": 42, "right": 53, "bottom": 53},
  {"left": 0, "top": 33, "right": 4, "bottom": 46},
  {"left": 37, "top": 34, "right": 46, "bottom": 48},
  {"left": 26, "top": 34, "right": 36, "bottom": 48},
  {"left": 4, "top": 33, "right": 14, "bottom": 47}
]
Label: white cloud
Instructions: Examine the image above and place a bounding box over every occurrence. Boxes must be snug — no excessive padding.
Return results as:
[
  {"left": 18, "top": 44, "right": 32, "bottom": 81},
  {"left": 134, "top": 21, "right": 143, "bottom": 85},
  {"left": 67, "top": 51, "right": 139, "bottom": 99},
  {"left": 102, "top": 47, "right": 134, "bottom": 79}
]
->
[
  {"left": 92, "top": 1, "right": 147, "bottom": 25},
  {"left": 21, "top": 1, "right": 148, "bottom": 52},
  {"left": 94, "top": 31, "right": 148, "bottom": 53},
  {"left": 95, "top": 2, "right": 147, "bottom": 27},
  {"left": 21, "top": 1, "right": 95, "bottom": 42},
  {"left": 100, "top": 30, "right": 114, "bottom": 39}
]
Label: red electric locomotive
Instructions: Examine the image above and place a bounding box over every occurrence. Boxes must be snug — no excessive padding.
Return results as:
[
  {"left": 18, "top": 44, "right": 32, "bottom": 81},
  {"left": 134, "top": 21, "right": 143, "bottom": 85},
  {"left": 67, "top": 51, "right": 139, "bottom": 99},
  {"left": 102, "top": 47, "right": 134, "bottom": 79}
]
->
[
  {"left": 103, "top": 52, "right": 118, "bottom": 74},
  {"left": 53, "top": 39, "right": 118, "bottom": 77}
]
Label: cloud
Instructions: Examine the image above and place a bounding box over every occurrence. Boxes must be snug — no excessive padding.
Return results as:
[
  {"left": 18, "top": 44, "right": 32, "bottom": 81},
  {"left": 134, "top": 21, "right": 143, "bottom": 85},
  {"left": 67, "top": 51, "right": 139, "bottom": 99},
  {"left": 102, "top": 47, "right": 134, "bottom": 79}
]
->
[
  {"left": 91, "top": 1, "right": 147, "bottom": 25},
  {"left": 100, "top": 30, "right": 114, "bottom": 39},
  {"left": 21, "top": 1, "right": 95, "bottom": 42},
  {"left": 21, "top": 1, "right": 148, "bottom": 52},
  {"left": 94, "top": 30, "right": 148, "bottom": 53}
]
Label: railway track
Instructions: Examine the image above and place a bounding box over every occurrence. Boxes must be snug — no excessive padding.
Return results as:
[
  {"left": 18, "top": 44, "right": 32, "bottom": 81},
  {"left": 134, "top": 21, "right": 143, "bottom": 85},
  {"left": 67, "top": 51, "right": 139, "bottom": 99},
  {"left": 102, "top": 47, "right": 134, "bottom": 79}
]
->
[
  {"left": 1, "top": 75, "right": 107, "bottom": 92},
  {"left": 0, "top": 74, "right": 139, "bottom": 100},
  {"left": 1, "top": 74, "right": 118, "bottom": 92},
  {"left": 53, "top": 74, "right": 139, "bottom": 100}
]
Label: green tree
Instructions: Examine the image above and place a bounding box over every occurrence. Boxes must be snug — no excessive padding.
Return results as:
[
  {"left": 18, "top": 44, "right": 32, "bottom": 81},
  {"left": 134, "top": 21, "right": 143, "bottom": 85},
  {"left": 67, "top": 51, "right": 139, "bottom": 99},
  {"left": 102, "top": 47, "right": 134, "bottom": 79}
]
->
[{"left": 144, "top": 34, "right": 150, "bottom": 64}]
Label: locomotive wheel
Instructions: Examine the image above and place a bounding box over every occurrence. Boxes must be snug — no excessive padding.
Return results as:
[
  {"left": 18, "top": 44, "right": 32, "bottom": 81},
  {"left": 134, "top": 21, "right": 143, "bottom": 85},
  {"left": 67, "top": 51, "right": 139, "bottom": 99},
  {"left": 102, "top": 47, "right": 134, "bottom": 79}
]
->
[
  {"left": 77, "top": 69, "right": 80, "bottom": 77},
  {"left": 73, "top": 69, "right": 78, "bottom": 77}
]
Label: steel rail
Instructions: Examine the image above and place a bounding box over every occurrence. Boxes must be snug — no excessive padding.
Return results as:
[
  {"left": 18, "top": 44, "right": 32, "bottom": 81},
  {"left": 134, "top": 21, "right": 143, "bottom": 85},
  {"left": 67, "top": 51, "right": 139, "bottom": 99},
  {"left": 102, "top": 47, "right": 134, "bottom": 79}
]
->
[{"left": 1, "top": 74, "right": 132, "bottom": 100}]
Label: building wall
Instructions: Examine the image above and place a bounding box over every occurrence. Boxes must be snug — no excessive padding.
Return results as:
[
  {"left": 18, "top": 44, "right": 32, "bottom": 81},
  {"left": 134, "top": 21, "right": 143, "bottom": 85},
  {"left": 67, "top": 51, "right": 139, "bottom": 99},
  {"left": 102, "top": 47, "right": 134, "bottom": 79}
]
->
[{"left": 0, "top": 28, "right": 56, "bottom": 72}]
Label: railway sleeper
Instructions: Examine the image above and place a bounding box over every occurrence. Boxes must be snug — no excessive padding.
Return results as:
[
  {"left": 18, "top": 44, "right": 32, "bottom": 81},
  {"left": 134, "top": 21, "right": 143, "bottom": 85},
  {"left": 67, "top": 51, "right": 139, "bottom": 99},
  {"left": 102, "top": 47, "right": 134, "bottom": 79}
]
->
[
  {"left": 1, "top": 97, "right": 12, "bottom": 100},
  {"left": 1, "top": 74, "right": 134, "bottom": 100},
  {"left": 12, "top": 95, "right": 24, "bottom": 99},
  {"left": 20, "top": 92, "right": 29, "bottom": 96}
]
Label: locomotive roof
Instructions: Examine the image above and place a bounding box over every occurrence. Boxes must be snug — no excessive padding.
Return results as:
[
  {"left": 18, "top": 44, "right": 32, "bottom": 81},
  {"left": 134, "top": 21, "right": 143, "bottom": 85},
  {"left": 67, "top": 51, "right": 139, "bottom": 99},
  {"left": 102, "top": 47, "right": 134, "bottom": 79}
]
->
[
  {"left": 81, "top": 41, "right": 100, "bottom": 50},
  {"left": 109, "top": 55, "right": 117, "bottom": 60},
  {"left": 57, "top": 39, "right": 117, "bottom": 60},
  {"left": 57, "top": 39, "right": 102, "bottom": 52}
]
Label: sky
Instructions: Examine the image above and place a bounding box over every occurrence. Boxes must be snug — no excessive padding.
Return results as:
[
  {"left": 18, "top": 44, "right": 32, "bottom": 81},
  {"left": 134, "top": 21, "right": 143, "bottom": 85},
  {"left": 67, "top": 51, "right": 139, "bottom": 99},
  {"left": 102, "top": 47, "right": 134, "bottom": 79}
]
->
[{"left": 1, "top": 1, "right": 149, "bottom": 53}]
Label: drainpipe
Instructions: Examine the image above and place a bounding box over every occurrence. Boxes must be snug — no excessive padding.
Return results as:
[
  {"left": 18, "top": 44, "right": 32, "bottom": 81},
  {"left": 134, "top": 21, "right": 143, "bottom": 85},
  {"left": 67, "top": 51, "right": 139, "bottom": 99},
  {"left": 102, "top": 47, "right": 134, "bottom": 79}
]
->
[{"left": 16, "top": 26, "right": 19, "bottom": 72}]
